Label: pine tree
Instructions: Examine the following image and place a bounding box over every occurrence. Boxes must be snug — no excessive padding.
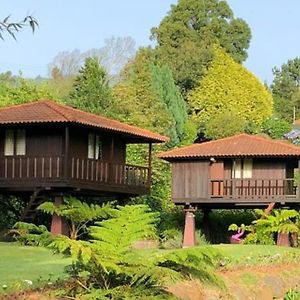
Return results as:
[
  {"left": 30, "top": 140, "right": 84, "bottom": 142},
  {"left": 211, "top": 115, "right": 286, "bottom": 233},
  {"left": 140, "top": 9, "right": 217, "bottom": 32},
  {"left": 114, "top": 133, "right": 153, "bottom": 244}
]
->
[
  {"left": 150, "top": 64, "right": 188, "bottom": 147},
  {"left": 68, "top": 57, "right": 112, "bottom": 115}
]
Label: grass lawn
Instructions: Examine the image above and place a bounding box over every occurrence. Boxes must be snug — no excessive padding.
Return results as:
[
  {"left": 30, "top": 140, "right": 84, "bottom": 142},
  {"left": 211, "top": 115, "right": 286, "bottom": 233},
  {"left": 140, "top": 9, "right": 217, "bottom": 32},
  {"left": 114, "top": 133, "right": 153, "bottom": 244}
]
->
[
  {"left": 0, "top": 242, "right": 70, "bottom": 291},
  {"left": 212, "top": 244, "right": 300, "bottom": 266}
]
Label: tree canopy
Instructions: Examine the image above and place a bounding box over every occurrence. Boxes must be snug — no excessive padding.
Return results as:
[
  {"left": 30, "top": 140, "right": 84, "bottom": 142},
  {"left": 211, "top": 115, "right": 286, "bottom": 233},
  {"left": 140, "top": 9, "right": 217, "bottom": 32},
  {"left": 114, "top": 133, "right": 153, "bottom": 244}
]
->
[
  {"left": 112, "top": 48, "right": 173, "bottom": 135},
  {"left": 188, "top": 46, "right": 273, "bottom": 139},
  {"left": 151, "top": 0, "right": 251, "bottom": 92},
  {"left": 67, "top": 57, "right": 113, "bottom": 115},
  {"left": 271, "top": 57, "right": 300, "bottom": 122}
]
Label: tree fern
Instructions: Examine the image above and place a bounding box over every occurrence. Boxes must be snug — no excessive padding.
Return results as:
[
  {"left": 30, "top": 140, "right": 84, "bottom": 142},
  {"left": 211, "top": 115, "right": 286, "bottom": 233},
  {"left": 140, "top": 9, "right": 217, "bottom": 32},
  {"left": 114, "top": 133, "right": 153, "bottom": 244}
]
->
[
  {"left": 8, "top": 222, "right": 52, "bottom": 246},
  {"left": 47, "top": 204, "right": 222, "bottom": 297},
  {"left": 38, "top": 196, "right": 114, "bottom": 239}
]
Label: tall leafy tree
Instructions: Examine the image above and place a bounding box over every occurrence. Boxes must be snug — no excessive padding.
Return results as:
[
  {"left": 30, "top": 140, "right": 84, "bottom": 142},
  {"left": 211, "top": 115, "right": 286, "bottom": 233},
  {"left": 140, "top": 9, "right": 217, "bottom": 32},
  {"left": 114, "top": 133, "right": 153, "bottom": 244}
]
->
[
  {"left": 188, "top": 46, "right": 273, "bottom": 139},
  {"left": 113, "top": 49, "right": 175, "bottom": 212},
  {"left": 112, "top": 48, "right": 172, "bottom": 134},
  {"left": 0, "top": 78, "right": 53, "bottom": 107},
  {"left": 271, "top": 57, "right": 300, "bottom": 122},
  {"left": 151, "top": 0, "right": 251, "bottom": 92},
  {"left": 68, "top": 57, "right": 113, "bottom": 115}
]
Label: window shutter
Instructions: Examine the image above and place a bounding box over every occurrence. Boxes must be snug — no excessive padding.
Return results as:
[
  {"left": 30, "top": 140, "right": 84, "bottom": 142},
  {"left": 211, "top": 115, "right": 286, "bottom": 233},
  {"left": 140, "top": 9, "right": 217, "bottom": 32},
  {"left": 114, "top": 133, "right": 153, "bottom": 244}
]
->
[
  {"left": 243, "top": 158, "right": 253, "bottom": 178},
  {"left": 16, "top": 129, "right": 26, "bottom": 155},
  {"left": 88, "top": 133, "right": 95, "bottom": 159},
  {"left": 4, "top": 129, "right": 14, "bottom": 156}
]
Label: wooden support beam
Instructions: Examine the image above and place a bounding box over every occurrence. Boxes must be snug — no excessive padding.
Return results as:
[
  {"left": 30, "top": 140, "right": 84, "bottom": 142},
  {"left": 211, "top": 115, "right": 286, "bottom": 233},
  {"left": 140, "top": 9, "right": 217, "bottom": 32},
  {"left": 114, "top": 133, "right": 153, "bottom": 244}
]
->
[
  {"left": 110, "top": 137, "right": 115, "bottom": 161},
  {"left": 148, "top": 143, "right": 152, "bottom": 187},
  {"left": 64, "top": 126, "right": 69, "bottom": 179},
  {"left": 297, "top": 160, "right": 300, "bottom": 199}
]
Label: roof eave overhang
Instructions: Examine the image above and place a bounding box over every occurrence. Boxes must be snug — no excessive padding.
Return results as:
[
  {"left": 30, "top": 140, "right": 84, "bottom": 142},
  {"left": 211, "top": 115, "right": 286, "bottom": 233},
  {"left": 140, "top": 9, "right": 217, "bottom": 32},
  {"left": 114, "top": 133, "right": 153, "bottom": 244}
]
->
[
  {"left": 159, "top": 154, "right": 300, "bottom": 162},
  {"left": 0, "top": 120, "right": 169, "bottom": 143}
]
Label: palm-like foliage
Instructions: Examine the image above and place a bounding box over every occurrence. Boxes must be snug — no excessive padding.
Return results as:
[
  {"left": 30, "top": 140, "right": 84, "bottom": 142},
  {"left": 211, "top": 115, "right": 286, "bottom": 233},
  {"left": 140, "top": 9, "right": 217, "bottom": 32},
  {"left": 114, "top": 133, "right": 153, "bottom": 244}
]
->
[
  {"left": 38, "top": 196, "right": 113, "bottom": 239},
  {"left": 229, "top": 209, "right": 300, "bottom": 245},
  {"left": 48, "top": 204, "right": 222, "bottom": 298},
  {"left": 8, "top": 222, "right": 52, "bottom": 246},
  {"left": 253, "top": 209, "right": 299, "bottom": 234}
]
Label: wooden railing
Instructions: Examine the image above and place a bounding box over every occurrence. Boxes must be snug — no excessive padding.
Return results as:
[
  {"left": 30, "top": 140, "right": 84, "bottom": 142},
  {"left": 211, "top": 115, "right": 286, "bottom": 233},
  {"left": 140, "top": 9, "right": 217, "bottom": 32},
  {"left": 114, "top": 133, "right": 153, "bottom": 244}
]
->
[
  {"left": 0, "top": 156, "right": 149, "bottom": 188},
  {"left": 70, "top": 157, "right": 149, "bottom": 187},
  {"left": 211, "top": 179, "right": 297, "bottom": 199},
  {"left": 0, "top": 156, "right": 63, "bottom": 179}
]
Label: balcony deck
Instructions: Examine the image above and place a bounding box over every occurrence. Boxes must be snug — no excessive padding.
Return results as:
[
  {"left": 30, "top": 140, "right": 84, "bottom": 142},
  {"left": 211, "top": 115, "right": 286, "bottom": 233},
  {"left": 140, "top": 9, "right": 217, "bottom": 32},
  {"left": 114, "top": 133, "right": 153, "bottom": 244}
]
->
[
  {"left": 0, "top": 156, "right": 150, "bottom": 196},
  {"left": 173, "top": 178, "right": 300, "bottom": 207},
  {"left": 210, "top": 179, "right": 298, "bottom": 203}
]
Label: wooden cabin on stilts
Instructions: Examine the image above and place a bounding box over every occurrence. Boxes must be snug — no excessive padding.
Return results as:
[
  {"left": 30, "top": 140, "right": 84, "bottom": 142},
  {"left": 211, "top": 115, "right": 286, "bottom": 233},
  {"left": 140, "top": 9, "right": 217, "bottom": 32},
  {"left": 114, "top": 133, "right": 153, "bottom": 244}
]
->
[
  {"left": 158, "top": 134, "right": 300, "bottom": 247},
  {"left": 0, "top": 100, "right": 168, "bottom": 235}
]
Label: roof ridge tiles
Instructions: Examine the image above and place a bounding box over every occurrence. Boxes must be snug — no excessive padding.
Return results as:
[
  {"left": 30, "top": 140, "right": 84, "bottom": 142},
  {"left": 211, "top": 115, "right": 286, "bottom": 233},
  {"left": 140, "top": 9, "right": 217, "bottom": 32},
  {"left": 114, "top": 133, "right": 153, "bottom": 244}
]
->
[{"left": 42, "top": 100, "right": 74, "bottom": 121}]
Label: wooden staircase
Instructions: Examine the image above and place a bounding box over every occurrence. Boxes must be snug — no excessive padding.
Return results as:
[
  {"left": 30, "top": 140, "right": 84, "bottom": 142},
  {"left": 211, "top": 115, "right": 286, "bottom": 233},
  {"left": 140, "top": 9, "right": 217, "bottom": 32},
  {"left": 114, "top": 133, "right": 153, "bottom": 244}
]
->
[{"left": 20, "top": 190, "right": 46, "bottom": 222}]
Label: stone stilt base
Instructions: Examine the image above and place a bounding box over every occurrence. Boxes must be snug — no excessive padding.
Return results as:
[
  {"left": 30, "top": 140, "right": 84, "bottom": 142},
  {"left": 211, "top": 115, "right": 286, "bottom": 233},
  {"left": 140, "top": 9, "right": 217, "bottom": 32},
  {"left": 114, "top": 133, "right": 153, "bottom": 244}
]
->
[
  {"left": 50, "top": 196, "right": 69, "bottom": 236},
  {"left": 182, "top": 209, "right": 196, "bottom": 248},
  {"left": 277, "top": 233, "right": 290, "bottom": 247}
]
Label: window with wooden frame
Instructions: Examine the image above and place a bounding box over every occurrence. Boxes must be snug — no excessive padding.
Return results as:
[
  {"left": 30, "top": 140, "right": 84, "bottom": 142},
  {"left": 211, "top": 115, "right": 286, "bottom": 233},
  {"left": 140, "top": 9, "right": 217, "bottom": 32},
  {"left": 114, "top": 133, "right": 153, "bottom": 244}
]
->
[
  {"left": 4, "top": 129, "right": 26, "bottom": 156},
  {"left": 88, "top": 133, "right": 102, "bottom": 159},
  {"left": 232, "top": 158, "right": 253, "bottom": 179}
]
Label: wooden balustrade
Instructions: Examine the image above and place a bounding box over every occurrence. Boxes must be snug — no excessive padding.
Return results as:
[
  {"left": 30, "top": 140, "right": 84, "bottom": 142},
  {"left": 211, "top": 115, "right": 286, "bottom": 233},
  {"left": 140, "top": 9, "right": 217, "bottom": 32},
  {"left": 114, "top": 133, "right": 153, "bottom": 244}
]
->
[
  {"left": 70, "top": 157, "right": 149, "bottom": 187},
  {"left": 0, "top": 156, "right": 63, "bottom": 179},
  {"left": 0, "top": 156, "right": 149, "bottom": 189},
  {"left": 211, "top": 179, "right": 297, "bottom": 199}
]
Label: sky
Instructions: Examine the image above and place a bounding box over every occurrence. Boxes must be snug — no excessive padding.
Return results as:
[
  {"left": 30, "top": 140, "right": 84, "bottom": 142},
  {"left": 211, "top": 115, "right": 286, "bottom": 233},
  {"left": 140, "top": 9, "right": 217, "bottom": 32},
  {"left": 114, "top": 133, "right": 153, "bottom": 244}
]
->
[{"left": 1, "top": 1, "right": 300, "bottom": 84}]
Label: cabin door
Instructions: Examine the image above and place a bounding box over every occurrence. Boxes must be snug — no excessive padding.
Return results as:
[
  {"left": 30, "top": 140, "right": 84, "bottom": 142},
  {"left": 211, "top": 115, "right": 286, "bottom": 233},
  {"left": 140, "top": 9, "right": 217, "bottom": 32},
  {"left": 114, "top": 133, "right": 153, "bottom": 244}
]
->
[{"left": 210, "top": 161, "right": 224, "bottom": 197}]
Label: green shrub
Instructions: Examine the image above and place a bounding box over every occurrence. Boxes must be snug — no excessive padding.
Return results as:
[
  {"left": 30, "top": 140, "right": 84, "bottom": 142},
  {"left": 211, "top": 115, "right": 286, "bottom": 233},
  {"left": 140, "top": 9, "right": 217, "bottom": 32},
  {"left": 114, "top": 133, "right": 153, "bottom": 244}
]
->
[
  {"left": 8, "top": 222, "right": 52, "bottom": 246},
  {"left": 0, "top": 196, "right": 24, "bottom": 232},
  {"left": 201, "top": 210, "right": 257, "bottom": 244},
  {"left": 229, "top": 209, "right": 300, "bottom": 246},
  {"left": 284, "top": 288, "right": 300, "bottom": 300}
]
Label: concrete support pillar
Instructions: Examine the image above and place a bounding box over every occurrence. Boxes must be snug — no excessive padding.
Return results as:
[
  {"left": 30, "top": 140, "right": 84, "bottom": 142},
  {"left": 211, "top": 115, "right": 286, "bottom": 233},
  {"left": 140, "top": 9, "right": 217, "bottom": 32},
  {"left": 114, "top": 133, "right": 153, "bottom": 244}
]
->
[
  {"left": 50, "top": 196, "right": 69, "bottom": 236},
  {"left": 277, "top": 233, "right": 290, "bottom": 247},
  {"left": 182, "top": 208, "right": 197, "bottom": 248}
]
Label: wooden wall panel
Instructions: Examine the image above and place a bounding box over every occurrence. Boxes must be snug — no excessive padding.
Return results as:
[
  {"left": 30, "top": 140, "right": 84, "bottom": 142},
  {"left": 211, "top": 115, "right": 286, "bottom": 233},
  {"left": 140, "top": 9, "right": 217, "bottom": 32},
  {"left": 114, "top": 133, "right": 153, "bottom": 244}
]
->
[
  {"left": 68, "top": 127, "right": 87, "bottom": 158},
  {"left": 26, "top": 126, "right": 64, "bottom": 156},
  {"left": 172, "top": 161, "right": 210, "bottom": 200},
  {"left": 253, "top": 159, "right": 286, "bottom": 179},
  {"left": 69, "top": 127, "right": 126, "bottom": 164}
]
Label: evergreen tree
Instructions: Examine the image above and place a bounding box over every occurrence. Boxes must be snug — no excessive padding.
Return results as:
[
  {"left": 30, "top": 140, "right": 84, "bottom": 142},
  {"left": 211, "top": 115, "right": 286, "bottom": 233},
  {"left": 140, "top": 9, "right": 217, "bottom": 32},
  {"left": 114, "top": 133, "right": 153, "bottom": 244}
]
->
[
  {"left": 150, "top": 64, "right": 188, "bottom": 146},
  {"left": 68, "top": 57, "right": 112, "bottom": 115},
  {"left": 188, "top": 46, "right": 273, "bottom": 139},
  {"left": 271, "top": 57, "right": 300, "bottom": 122}
]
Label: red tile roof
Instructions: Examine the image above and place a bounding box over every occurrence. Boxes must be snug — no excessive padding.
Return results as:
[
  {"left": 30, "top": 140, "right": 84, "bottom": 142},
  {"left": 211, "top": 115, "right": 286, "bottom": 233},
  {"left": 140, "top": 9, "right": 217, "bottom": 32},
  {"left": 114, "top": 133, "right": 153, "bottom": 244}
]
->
[
  {"left": 158, "top": 134, "right": 300, "bottom": 160},
  {"left": 0, "top": 100, "right": 168, "bottom": 143}
]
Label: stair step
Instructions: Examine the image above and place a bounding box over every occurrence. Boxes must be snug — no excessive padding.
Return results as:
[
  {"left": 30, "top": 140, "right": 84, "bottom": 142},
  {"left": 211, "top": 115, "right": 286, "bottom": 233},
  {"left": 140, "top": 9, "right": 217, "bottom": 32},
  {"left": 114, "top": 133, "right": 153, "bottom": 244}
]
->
[{"left": 20, "top": 190, "right": 46, "bottom": 221}]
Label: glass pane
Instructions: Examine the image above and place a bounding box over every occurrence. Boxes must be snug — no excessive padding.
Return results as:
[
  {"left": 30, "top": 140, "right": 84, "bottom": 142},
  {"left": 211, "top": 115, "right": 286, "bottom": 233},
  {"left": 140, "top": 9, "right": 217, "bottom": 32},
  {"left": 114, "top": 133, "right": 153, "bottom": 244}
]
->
[
  {"left": 234, "top": 159, "right": 242, "bottom": 179},
  {"left": 95, "top": 135, "right": 102, "bottom": 160},
  {"left": 88, "top": 133, "right": 95, "bottom": 159},
  {"left": 4, "top": 129, "right": 14, "bottom": 156},
  {"left": 243, "top": 158, "right": 253, "bottom": 178},
  {"left": 16, "top": 129, "right": 26, "bottom": 155}
]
